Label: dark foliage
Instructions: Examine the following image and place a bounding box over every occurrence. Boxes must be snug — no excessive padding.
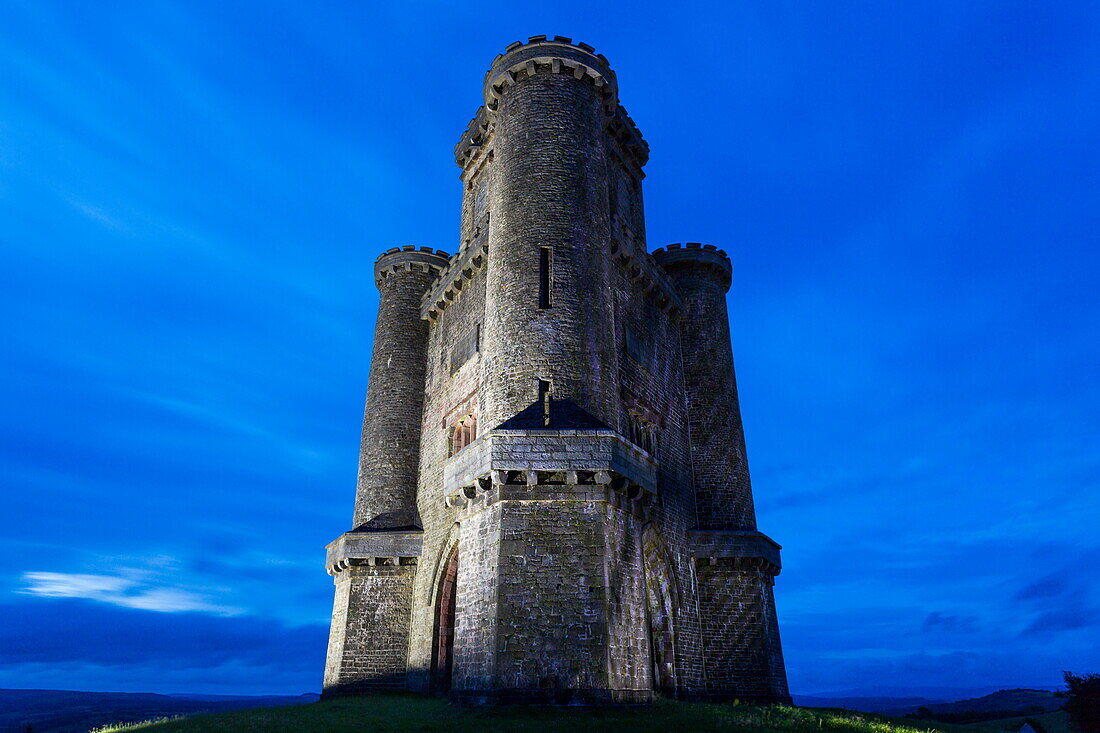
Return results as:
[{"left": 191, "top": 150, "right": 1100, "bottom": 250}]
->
[{"left": 1060, "top": 671, "right": 1100, "bottom": 733}]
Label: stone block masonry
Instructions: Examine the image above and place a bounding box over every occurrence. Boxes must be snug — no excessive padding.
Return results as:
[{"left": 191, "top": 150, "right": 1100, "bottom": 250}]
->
[{"left": 322, "top": 35, "right": 789, "bottom": 704}]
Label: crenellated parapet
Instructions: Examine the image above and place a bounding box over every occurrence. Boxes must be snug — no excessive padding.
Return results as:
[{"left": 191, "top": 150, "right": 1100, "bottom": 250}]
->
[
  {"left": 608, "top": 104, "right": 650, "bottom": 171},
  {"left": 454, "top": 38, "right": 648, "bottom": 173},
  {"left": 454, "top": 107, "right": 492, "bottom": 170},
  {"left": 651, "top": 243, "right": 733, "bottom": 292},
  {"left": 420, "top": 214, "right": 490, "bottom": 320},
  {"left": 443, "top": 429, "right": 657, "bottom": 496},
  {"left": 483, "top": 36, "right": 617, "bottom": 115},
  {"left": 611, "top": 238, "right": 683, "bottom": 319},
  {"left": 374, "top": 246, "right": 452, "bottom": 290}
]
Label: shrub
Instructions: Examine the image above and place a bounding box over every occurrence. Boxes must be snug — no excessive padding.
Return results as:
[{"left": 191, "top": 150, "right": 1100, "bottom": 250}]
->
[{"left": 1061, "top": 671, "right": 1100, "bottom": 733}]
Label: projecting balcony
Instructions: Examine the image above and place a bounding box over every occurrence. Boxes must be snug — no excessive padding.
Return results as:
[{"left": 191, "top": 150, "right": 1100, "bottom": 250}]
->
[{"left": 442, "top": 428, "right": 657, "bottom": 508}]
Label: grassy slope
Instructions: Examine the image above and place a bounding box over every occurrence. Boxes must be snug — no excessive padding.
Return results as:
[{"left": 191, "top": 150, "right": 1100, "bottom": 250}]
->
[
  {"left": 966, "top": 710, "right": 1070, "bottom": 733},
  {"left": 93, "top": 695, "right": 989, "bottom": 733}
]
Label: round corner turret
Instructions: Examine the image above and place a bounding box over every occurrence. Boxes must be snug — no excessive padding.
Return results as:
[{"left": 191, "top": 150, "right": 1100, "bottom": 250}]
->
[
  {"left": 455, "top": 37, "right": 648, "bottom": 171},
  {"left": 374, "top": 246, "right": 452, "bottom": 290},
  {"left": 483, "top": 36, "right": 618, "bottom": 115},
  {"left": 651, "top": 243, "right": 732, "bottom": 291}
]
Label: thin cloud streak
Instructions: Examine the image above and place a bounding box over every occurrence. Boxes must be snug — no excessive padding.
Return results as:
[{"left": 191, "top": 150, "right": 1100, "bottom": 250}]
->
[{"left": 21, "top": 572, "right": 242, "bottom": 616}]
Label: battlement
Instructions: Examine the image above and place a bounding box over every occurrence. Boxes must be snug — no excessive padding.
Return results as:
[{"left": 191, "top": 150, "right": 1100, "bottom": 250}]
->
[
  {"left": 484, "top": 36, "right": 618, "bottom": 115},
  {"left": 441, "top": 429, "right": 659, "bottom": 522},
  {"left": 609, "top": 104, "right": 650, "bottom": 169},
  {"left": 454, "top": 107, "right": 492, "bottom": 169},
  {"left": 651, "top": 243, "right": 733, "bottom": 288},
  {"left": 326, "top": 529, "right": 423, "bottom": 576},
  {"left": 421, "top": 213, "right": 490, "bottom": 320},
  {"left": 454, "top": 37, "right": 648, "bottom": 171},
  {"left": 374, "top": 246, "right": 452, "bottom": 288},
  {"left": 610, "top": 236, "right": 684, "bottom": 319}
]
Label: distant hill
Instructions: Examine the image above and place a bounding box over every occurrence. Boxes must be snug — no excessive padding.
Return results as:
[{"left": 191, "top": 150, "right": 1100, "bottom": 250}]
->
[
  {"left": 803, "top": 685, "right": 1061, "bottom": 701},
  {"left": 968, "top": 710, "right": 1071, "bottom": 733},
  {"left": 898, "top": 689, "right": 1064, "bottom": 725},
  {"left": 920, "top": 688, "right": 1063, "bottom": 715},
  {"left": 795, "top": 688, "right": 1063, "bottom": 719},
  {"left": 794, "top": 695, "right": 949, "bottom": 713},
  {"left": 0, "top": 689, "right": 317, "bottom": 733}
]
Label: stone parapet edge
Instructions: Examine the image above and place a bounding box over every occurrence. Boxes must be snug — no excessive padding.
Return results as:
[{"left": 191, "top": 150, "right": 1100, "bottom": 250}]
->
[
  {"left": 612, "top": 233, "right": 684, "bottom": 319},
  {"left": 686, "top": 529, "right": 782, "bottom": 574},
  {"left": 421, "top": 215, "right": 490, "bottom": 320},
  {"left": 325, "top": 529, "right": 424, "bottom": 576},
  {"left": 455, "top": 36, "right": 648, "bottom": 170},
  {"left": 651, "top": 243, "right": 733, "bottom": 290},
  {"left": 483, "top": 36, "right": 617, "bottom": 114},
  {"left": 440, "top": 429, "right": 660, "bottom": 520},
  {"left": 374, "top": 246, "right": 452, "bottom": 289},
  {"left": 442, "top": 429, "right": 658, "bottom": 493}
]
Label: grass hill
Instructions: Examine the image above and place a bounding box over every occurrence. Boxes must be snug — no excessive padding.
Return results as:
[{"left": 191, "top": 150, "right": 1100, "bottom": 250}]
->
[
  {"left": 794, "top": 689, "right": 1064, "bottom": 719},
  {"left": 919, "top": 689, "right": 1062, "bottom": 716},
  {"left": 88, "top": 694, "right": 991, "bottom": 733},
  {"left": 899, "top": 689, "right": 1064, "bottom": 726},
  {"left": 968, "top": 710, "right": 1071, "bottom": 733}
]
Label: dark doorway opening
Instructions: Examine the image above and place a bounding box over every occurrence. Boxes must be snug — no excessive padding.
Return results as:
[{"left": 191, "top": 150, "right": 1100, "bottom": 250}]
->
[
  {"left": 642, "top": 526, "right": 678, "bottom": 696},
  {"left": 430, "top": 545, "right": 458, "bottom": 693}
]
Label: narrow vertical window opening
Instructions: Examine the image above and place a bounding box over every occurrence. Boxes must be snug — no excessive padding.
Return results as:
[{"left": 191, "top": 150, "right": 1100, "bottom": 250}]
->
[
  {"left": 538, "top": 379, "right": 551, "bottom": 426},
  {"left": 538, "top": 247, "right": 552, "bottom": 309}
]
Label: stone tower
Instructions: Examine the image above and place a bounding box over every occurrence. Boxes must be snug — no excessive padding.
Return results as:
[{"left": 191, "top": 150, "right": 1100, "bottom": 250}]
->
[{"left": 323, "top": 36, "right": 789, "bottom": 704}]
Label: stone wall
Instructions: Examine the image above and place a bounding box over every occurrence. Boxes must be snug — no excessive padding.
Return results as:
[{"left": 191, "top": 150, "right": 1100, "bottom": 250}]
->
[
  {"left": 452, "top": 503, "right": 501, "bottom": 693},
  {"left": 695, "top": 559, "right": 790, "bottom": 701},
  {"left": 652, "top": 244, "right": 756, "bottom": 531},
  {"left": 323, "top": 36, "right": 790, "bottom": 704},
  {"left": 480, "top": 60, "right": 620, "bottom": 430},
  {"left": 323, "top": 564, "right": 417, "bottom": 694},
  {"left": 448, "top": 484, "right": 654, "bottom": 704},
  {"left": 353, "top": 248, "right": 449, "bottom": 529},
  {"left": 406, "top": 259, "right": 487, "bottom": 691}
]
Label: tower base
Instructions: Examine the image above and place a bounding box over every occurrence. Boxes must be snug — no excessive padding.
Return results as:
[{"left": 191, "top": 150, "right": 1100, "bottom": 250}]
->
[
  {"left": 690, "top": 531, "right": 790, "bottom": 704},
  {"left": 322, "top": 530, "right": 422, "bottom": 696}
]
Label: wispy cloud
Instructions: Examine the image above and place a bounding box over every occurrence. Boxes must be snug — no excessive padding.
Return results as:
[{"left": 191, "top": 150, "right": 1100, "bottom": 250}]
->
[
  {"left": 66, "top": 199, "right": 126, "bottom": 231},
  {"left": 20, "top": 571, "right": 242, "bottom": 616},
  {"left": 0, "top": 597, "right": 326, "bottom": 694}
]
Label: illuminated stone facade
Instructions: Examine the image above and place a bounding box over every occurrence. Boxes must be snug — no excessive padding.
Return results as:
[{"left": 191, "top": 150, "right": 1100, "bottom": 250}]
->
[{"left": 323, "top": 36, "right": 789, "bottom": 704}]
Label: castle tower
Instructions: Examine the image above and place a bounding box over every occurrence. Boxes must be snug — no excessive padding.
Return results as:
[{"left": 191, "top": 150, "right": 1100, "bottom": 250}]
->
[
  {"left": 652, "top": 243, "right": 789, "bottom": 700},
  {"left": 479, "top": 40, "right": 621, "bottom": 429},
  {"left": 323, "top": 37, "right": 789, "bottom": 704},
  {"left": 323, "top": 246, "right": 449, "bottom": 695},
  {"left": 354, "top": 247, "right": 451, "bottom": 530}
]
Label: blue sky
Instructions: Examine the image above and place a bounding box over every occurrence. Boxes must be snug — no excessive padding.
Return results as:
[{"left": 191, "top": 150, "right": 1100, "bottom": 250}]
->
[{"left": 1, "top": 1, "right": 1098, "bottom": 697}]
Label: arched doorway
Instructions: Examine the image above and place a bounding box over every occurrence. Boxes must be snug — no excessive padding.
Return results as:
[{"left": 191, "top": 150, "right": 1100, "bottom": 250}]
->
[
  {"left": 642, "top": 525, "right": 678, "bottom": 696},
  {"left": 430, "top": 545, "right": 458, "bottom": 693}
]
